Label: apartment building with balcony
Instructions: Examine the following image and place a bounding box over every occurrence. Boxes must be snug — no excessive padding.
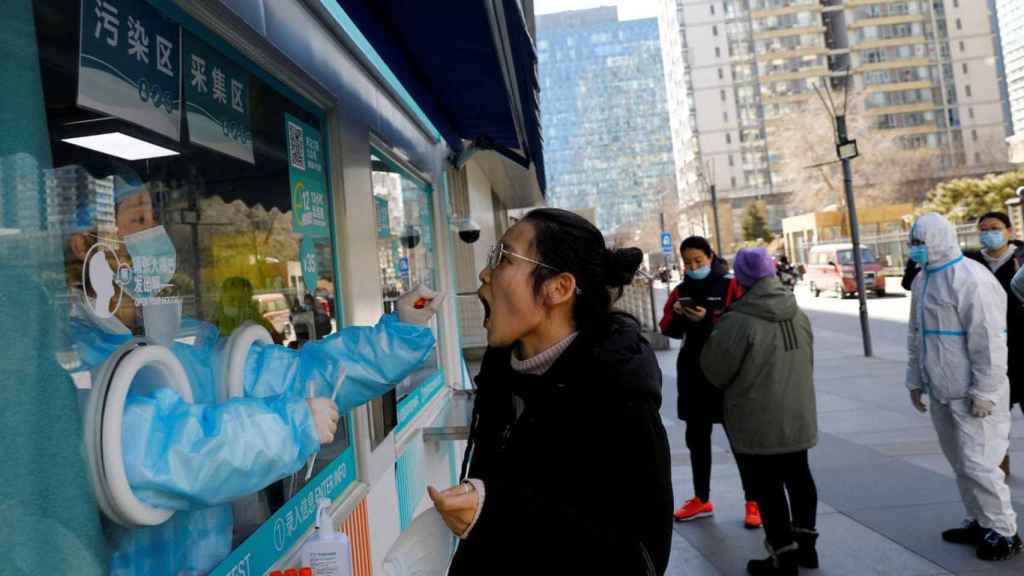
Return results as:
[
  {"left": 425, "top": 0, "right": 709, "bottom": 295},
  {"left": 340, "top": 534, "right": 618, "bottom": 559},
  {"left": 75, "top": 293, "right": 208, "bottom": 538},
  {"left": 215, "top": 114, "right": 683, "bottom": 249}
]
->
[{"left": 661, "top": 0, "right": 1014, "bottom": 253}]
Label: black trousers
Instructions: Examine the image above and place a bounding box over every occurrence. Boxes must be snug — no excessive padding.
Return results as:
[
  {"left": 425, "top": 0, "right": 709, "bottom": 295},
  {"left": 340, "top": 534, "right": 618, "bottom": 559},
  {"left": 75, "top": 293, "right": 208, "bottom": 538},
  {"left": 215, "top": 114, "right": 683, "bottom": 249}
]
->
[
  {"left": 734, "top": 450, "right": 818, "bottom": 549},
  {"left": 686, "top": 418, "right": 753, "bottom": 502}
]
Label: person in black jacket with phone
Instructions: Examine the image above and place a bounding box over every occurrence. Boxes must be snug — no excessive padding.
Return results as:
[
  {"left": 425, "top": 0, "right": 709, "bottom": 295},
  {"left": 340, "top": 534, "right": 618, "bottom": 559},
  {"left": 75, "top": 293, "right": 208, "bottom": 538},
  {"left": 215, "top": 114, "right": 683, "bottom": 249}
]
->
[
  {"left": 429, "top": 208, "right": 674, "bottom": 575},
  {"left": 659, "top": 236, "right": 760, "bottom": 529},
  {"left": 965, "top": 211, "right": 1024, "bottom": 477}
]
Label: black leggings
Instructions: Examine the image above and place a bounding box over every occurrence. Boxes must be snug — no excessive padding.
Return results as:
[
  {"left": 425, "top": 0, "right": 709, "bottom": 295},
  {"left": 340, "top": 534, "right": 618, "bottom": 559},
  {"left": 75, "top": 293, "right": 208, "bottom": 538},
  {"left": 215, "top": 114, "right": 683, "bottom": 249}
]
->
[
  {"left": 686, "top": 418, "right": 753, "bottom": 502},
  {"left": 734, "top": 450, "right": 818, "bottom": 550}
]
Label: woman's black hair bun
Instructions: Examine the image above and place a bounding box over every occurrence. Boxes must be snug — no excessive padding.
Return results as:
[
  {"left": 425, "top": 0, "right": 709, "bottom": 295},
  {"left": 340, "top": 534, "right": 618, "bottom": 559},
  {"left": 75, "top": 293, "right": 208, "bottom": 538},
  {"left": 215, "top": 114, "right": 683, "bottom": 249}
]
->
[{"left": 605, "top": 247, "right": 643, "bottom": 287}]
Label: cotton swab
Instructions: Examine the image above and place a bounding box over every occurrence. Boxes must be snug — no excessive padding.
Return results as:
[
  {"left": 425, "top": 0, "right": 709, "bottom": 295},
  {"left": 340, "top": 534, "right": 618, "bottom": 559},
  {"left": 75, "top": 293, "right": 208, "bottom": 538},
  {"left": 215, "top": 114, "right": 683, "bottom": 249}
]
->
[{"left": 305, "top": 366, "right": 347, "bottom": 481}]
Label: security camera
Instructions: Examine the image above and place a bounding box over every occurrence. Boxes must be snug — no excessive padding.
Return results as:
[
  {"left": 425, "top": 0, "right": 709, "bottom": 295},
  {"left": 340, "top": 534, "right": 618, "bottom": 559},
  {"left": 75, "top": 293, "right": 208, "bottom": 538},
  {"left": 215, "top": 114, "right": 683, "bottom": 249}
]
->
[
  {"left": 457, "top": 218, "right": 481, "bottom": 244},
  {"left": 400, "top": 225, "right": 421, "bottom": 250}
]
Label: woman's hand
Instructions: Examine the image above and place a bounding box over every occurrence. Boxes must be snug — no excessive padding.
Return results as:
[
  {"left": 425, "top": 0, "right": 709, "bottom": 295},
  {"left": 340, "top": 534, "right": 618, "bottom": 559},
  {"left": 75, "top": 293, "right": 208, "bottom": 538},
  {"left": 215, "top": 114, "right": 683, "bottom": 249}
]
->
[
  {"left": 427, "top": 483, "right": 479, "bottom": 537},
  {"left": 681, "top": 305, "right": 706, "bottom": 322}
]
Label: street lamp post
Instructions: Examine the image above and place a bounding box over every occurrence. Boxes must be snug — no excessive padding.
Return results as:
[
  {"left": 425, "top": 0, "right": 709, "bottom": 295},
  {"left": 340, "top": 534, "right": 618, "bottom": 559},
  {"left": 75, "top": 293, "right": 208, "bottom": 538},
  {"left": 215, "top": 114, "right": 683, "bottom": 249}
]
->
[{"left": 836, "top": 114, "right": 873, "bottom": 358}]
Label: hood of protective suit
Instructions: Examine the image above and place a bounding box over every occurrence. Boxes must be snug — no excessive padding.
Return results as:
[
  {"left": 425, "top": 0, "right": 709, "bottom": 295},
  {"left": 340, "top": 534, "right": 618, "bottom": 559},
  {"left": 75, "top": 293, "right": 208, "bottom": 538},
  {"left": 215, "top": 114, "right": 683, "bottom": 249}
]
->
[{"left": 911, "top": 213, "right": 962, "bottom": 268}]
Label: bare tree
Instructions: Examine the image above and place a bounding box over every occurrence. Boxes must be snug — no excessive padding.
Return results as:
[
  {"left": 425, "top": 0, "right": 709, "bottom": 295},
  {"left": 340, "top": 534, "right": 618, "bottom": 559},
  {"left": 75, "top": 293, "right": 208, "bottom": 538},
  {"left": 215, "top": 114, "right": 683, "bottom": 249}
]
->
[{"left": 767, "top": 89, "right": 949, "bottom": 212}]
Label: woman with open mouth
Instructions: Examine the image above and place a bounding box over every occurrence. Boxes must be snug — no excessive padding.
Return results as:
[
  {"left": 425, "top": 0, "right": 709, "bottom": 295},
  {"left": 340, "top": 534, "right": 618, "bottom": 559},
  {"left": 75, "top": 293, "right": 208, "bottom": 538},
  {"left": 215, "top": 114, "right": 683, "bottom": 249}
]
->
[{"left": 428, "top": 208, "right": 674, "bottom": 575}]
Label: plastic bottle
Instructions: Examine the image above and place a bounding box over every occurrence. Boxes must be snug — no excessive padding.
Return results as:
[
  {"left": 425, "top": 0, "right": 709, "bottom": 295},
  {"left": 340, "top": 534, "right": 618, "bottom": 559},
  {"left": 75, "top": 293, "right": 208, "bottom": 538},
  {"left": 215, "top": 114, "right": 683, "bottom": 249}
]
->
[{"left": 300, "top": 498, "right": 352, "bottom": 576}]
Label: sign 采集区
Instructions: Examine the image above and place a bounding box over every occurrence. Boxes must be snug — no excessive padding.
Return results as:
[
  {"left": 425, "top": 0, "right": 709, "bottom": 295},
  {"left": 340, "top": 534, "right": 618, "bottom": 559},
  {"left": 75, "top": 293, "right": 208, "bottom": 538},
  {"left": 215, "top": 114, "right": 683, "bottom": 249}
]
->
[{"left": 183, "top": 31, "right": 253, "bottom": 163}]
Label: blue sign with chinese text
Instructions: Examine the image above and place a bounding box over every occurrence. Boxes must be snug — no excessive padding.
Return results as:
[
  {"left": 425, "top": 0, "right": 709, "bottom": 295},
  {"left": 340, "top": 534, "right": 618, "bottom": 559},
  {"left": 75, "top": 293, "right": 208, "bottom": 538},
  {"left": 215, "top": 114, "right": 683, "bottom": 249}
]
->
[
  {"left": 661, "top": 232, "right": 673, "bottom": 255},
  {"left": 183, "top": 30, "right": 253, "bottom": 163},
  {"left": 286, "top": 114, "right": 329, "bottom": 237},
  {"left": 78, "top": 0, "right": 181, "bottom": 140}
]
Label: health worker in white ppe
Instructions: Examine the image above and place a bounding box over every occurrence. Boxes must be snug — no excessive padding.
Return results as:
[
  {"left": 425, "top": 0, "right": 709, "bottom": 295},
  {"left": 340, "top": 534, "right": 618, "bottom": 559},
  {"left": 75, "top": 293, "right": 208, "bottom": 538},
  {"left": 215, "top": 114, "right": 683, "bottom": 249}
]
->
[{"left": 906, "top": 212, "right": 1021, "bottom": 561}]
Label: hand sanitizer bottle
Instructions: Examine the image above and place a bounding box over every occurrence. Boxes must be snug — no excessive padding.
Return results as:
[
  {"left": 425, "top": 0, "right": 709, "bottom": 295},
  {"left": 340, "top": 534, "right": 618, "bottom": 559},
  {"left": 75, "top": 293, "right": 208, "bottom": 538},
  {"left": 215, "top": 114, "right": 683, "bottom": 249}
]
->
[{"left": 300, "top": 498, "right": 352, "bottom": 576}]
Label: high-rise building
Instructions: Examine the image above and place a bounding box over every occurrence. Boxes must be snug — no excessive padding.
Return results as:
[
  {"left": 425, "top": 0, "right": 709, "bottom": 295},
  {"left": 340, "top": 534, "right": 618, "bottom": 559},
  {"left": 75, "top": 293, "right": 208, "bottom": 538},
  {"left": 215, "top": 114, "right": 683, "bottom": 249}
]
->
[
  {"left": 996, "top": 0, "right": 1024, "bottom": 163},
  {"left": 43, "top": 165, "right": 115, "bottom": 236},
  {"left": 661, "top": 0, "right": 1015, "bottom": 252},
  {"left": 537, "top": 8, "right": 677, "bottom": 246},
  {"left": 0, "top": 153, "right": 46, "bottom": 232}
]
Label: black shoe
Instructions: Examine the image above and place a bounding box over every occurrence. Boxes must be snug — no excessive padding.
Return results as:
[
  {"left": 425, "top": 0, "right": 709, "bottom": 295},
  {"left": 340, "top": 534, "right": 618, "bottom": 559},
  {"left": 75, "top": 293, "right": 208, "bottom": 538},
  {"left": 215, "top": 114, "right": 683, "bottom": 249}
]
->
[
  {"left": 942, "top": 519, "right": 983, "bottom": 545},
  {"left": 793, "top": 528, "right": 819, "bottom": 569},
  {"left": 976, "top": 530, "right": 1023, "bottom": 561},
  {"left": 747, "top": 542, "right": 799, "bottom": 576}
]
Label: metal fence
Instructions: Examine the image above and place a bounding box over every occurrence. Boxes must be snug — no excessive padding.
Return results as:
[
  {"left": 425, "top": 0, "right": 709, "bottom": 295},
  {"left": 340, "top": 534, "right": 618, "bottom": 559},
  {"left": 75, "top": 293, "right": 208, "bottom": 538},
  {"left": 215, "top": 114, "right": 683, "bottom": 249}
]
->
[{"left": 799, "top": 224, "right": 979, "bottom": 272}]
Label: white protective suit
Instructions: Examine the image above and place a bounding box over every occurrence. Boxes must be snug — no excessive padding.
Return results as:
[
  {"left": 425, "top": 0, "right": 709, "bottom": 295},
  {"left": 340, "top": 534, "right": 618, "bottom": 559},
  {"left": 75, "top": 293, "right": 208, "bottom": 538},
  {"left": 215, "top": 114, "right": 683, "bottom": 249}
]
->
[{"left": 906, "top": 213, "right": 1016, "bottom": 537}]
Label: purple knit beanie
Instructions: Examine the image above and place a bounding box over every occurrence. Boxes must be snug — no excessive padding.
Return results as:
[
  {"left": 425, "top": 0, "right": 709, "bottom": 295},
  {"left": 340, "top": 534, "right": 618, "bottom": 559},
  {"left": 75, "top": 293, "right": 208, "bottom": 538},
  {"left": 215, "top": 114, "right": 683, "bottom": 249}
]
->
[{"left": 733, "top": 247, "right": 776, "bottom": 288}]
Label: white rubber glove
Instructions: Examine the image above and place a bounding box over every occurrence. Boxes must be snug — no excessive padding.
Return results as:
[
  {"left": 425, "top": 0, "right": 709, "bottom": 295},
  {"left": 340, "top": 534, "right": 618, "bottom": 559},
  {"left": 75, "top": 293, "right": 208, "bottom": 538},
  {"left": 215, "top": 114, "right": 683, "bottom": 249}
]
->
[
  {"left": 970, "top": 397, "right": 995, "bottom": 418},
  {"left": 910, "top": 389, "right": 927, "bottom": 413},
  {"left": 397, "top": 284, "right": 446, "bottom": 325},
  {"left": 307, "top": 397, "right": 339, "bottom": 444}
]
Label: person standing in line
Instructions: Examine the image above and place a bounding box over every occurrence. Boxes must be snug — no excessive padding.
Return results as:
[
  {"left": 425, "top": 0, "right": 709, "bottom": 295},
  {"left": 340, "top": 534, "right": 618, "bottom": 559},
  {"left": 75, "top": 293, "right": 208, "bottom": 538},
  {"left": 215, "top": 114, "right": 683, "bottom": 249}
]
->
[
  {"left": 701, "top": 247, "right": 819, "bottom": 576},
  {"left": 429, "top": 208, "right": 674, "bottom": 575},
  {"left": 964, "top": 211, "right": 1023, "bottom": 477},
  {"left": 659, "top": 236, "right": 761, "bottom": 529},
  {"left": 906, "top": 213, "right": 1021, "bottom": 561}
]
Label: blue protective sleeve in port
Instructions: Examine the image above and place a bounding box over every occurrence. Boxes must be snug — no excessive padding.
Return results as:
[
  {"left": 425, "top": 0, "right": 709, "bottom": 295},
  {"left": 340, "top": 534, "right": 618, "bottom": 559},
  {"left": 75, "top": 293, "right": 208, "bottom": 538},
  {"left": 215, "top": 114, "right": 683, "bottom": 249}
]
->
[
  {"left": 122, "top": 387, "right": 320, "bottom": 510},
  {"left": 244, "top": 313, "right": 437, "bottom": 411},
  {"left": 108, "top": 505, "right": 232, "bottom": 576}
]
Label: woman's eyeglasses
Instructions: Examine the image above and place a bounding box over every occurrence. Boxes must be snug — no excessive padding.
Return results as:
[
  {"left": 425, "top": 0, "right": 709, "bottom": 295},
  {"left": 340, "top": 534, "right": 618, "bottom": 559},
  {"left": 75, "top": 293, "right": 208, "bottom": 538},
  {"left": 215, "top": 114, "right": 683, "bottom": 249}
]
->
[{"left": 486, "top": 243, "right": 558, "bottom": 271}]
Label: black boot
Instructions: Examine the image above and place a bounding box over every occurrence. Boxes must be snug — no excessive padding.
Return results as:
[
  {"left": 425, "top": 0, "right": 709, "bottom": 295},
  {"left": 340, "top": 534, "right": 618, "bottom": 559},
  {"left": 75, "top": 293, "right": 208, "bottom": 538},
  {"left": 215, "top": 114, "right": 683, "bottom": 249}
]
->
[
  {"left": 793, "top": 527, "right": 819, "bottom": 569},
  {"left": 942, "top": 519, "right": 983, "bottom": 546},
  {"left": 747, "top": 541, "right": 799, "bottom": 576}
]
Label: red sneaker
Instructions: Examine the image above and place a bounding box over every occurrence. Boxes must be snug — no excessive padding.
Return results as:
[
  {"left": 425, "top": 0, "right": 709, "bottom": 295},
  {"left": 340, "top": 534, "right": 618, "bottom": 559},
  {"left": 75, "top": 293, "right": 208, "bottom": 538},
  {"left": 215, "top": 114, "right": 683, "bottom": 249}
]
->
[
  {"left": 744, "top": 501, "right": 762, "bottom": 529},
  {"left": 673, "top": 497, "right": 714, "bottom": 522}
]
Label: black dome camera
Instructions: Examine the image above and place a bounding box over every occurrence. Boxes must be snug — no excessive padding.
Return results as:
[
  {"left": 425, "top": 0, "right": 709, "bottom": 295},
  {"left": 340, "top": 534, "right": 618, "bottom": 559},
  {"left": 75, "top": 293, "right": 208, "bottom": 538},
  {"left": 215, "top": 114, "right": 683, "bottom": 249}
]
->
[
  {"left": 400, "top": 225, "right": 421, "bottom": 250},
  {"left": 457, "top": 218, "right": 481, "bottom": 244}
]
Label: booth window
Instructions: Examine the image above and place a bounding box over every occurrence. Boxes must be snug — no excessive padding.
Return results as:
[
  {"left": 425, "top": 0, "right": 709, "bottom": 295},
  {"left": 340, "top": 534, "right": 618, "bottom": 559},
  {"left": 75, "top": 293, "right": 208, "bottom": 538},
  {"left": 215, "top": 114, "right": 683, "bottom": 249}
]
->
[
  {"left": 29, "top": 0, "right": 349, "bottom": 558},
  {"left": 370, "top": 150, "right": 442, "bottom": 441}
]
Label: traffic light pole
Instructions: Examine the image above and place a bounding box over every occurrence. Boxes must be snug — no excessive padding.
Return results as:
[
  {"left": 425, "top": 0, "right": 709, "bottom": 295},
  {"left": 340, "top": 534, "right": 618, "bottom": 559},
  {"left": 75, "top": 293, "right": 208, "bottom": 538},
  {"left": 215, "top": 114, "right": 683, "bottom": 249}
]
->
[{"left": 836, "top": 114, "right": 873, "bottom": 358}]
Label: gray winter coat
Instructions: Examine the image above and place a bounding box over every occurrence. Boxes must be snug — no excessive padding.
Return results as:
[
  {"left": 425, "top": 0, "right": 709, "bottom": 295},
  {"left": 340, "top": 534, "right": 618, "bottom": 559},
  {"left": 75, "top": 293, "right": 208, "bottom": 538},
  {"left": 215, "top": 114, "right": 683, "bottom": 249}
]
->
[{"left": 700, "top": 277, "right": 817, "bottom": 455}]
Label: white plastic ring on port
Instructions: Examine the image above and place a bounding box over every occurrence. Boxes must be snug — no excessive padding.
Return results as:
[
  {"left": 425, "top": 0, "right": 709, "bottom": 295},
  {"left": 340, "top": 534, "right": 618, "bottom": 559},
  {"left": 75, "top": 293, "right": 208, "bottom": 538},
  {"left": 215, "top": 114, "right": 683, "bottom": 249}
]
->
[
  {"left": 85, "top": 339, "right": 193, "bottom": 527},
  {"left": 216, "top": 321, "right": 273, "bottom": 402}
]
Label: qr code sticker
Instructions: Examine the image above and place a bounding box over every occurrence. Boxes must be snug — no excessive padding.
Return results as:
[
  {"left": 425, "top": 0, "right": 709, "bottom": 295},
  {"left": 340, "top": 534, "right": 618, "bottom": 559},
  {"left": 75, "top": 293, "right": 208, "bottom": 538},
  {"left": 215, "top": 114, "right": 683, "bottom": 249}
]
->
[{"left": 288, "top": 122, "right": 306, "bottom": 170}]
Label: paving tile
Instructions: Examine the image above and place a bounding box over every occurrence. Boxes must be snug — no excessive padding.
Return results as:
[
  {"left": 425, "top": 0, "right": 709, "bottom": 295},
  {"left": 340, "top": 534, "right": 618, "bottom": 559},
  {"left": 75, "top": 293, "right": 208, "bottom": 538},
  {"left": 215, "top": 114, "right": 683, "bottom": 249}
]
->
[
  {"left": 849, "top": 501, "right": 1024, "bottom": 575},
  {"left": 815, "top": 458, "right": 962, "bottom": 512},
  {"left": 817, "top": 408, "right": 923, "bottom": 437},
  {"left": 665, "top": 529, "right": 723, "bottom": 576},
  {"left": 817, "top": 392, "right": 871, "bottom": 414},
  {"left": 809, "top": 513, "right": 951, "bottom": 576}
]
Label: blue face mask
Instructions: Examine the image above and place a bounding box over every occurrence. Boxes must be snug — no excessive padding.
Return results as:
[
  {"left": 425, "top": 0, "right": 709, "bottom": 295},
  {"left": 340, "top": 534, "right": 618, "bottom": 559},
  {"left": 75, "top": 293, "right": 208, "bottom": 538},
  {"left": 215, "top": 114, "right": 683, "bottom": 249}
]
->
[
  {"left": 979, "top": 230, "right": 1006, "bottom": 251},
  {"left": 909, "top": 245, "right": 929, "bottom": 265},
  {"left": 686, "top": 266, "right": 711, "bottom": 280}
]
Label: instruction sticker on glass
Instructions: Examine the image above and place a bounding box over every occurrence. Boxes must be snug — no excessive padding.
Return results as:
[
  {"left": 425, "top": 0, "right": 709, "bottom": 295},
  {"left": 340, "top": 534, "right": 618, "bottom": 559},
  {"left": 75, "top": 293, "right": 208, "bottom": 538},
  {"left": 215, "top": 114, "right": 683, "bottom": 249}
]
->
[
  {"left": 183, "top": 31, "right": 253, "bottom": 163},
  {"left": 286, "top": 114, "right": 328, "bottom": 237},
  {"left": 78, "top": 0, "right": 181, "bottom": 141}
]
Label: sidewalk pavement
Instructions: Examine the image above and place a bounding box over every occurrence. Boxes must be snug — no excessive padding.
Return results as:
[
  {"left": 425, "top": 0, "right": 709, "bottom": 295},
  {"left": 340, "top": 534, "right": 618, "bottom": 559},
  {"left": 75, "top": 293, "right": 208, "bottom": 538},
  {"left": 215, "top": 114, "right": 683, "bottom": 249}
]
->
[{"left": 661, "top": 301, "right": 1024, "bottom": 575}]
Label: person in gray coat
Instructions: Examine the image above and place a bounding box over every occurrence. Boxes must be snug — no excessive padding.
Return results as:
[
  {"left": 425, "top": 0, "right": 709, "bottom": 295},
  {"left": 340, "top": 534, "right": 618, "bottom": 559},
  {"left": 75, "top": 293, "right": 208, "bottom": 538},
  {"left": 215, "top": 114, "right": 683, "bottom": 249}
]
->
[{"left": 701, "top": 247, "right": 818, "bottom": 576}]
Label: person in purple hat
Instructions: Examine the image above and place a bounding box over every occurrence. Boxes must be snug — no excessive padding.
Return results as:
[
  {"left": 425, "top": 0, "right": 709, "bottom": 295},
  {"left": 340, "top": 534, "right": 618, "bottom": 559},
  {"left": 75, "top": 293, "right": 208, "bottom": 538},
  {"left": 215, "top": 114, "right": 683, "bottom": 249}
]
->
[{"left": 701, "top": 247, "right": 819, "bottom": 576}]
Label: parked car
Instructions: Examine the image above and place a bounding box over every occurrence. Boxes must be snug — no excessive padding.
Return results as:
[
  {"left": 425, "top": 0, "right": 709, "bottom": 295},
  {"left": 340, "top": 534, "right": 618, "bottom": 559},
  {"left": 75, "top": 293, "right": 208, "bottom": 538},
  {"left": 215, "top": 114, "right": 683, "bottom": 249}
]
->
[
  {"left": 253, "top": 292, "right": 293, "bottom": 338},
  {"left": 805, "top": 243, "right": 886, "bottom": 298}
]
